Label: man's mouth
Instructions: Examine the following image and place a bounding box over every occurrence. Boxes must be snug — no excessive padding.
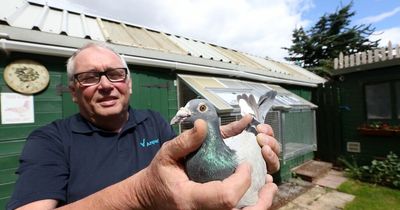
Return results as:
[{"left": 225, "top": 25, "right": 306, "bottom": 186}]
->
[{"left": 97, "top": 97, "right": 118, "bottom": 106}]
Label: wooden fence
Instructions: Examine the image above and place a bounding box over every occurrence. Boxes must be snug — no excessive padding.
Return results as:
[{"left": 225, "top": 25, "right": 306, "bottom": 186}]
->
[{"left": 334, "top": 41, "right": 400, "bottom": 70}]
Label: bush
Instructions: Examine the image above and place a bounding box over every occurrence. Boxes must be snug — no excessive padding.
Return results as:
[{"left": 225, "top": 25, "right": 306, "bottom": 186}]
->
[{"left": 339, "top": 152, "right": 400, "bottom": 189}]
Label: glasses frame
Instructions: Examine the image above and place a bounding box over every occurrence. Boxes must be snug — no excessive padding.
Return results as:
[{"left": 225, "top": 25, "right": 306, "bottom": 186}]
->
[{"left": 73, "top": 67, "right": 128, "bottom": 86}]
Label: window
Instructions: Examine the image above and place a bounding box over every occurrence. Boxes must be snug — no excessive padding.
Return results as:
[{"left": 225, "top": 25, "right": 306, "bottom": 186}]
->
[
  {"left": 396, "top": 82, "right": 400, "bottom": 119},
  {"left": 365, "top": 83, "right": 391, "bottom": 119},
  {"left": 365, "top": 81, "right": 400, "bottom": 120}
]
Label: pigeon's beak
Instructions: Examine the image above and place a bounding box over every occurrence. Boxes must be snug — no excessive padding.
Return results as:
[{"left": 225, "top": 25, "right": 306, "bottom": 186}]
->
[{"left": 170, "top": 107, "right": 192, "bottom": 125}]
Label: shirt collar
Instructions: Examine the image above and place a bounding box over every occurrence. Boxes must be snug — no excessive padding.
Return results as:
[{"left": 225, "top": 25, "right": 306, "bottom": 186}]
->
[{"left": 70, "top": 107, "right": 148, "bottom": 134}]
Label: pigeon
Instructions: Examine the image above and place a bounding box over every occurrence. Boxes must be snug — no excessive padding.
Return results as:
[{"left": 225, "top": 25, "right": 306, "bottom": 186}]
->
[{"left": 170, "top": 90, "right": 277, "bottom": 208}]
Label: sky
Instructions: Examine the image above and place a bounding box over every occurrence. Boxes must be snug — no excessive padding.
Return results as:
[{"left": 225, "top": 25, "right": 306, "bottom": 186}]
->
[{"left": 41, "top": 0, "right": 400, "bottom": 62}]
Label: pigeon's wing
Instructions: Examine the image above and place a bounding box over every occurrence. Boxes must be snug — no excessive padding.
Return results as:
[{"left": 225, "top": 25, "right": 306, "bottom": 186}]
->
[{"left": 257, "top": 90, "right": 277, "bottom": 123}]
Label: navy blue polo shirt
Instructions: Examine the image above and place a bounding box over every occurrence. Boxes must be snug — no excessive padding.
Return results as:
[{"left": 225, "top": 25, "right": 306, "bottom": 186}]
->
[{"left": 7, "top": 108, "right": 176, "bottom": 209}]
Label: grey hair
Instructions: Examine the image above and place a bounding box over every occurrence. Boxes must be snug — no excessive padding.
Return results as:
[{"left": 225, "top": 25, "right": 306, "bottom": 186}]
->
[{"left": 66, "top": 42, "right": 130, "bottom": 85}]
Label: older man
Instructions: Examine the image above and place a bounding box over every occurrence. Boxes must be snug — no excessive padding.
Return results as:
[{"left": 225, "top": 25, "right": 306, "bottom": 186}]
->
[{"left": 7, "top": 43, "right": 280, "bottom": 210}]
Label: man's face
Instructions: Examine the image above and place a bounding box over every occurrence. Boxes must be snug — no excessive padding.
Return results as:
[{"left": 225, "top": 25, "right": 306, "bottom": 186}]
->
[{"left": 70, "top": 46, "right": 132, "bottom": 121}]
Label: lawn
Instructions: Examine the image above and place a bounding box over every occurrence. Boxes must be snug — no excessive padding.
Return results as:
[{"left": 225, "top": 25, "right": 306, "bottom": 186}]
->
[{"left": 338, "top": 179, "right": 400, "bottom": 210}]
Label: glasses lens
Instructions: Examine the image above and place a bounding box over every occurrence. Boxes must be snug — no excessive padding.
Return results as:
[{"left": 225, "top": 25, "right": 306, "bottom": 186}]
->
[
  {"left": 76, "top": 72, "right": 100, "bottom": 85},
  {"left": 106, "top": 68, "right": 126, "bottom": 81}
]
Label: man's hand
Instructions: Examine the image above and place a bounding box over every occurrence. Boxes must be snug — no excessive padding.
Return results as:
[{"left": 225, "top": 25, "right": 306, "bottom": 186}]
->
[{"left": 134, "top": 120, "right": 259, "bottom": 209}]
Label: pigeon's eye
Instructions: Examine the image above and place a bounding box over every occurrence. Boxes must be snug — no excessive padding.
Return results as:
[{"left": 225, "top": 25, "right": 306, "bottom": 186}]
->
[{"left": 198, "top": 104, "right": 208, "bottom": 112}]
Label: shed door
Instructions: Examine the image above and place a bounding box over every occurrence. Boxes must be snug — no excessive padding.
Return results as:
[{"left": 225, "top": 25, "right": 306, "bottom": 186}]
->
[{"left": 130, "top": 68, "right": 177, "bottom": 121}]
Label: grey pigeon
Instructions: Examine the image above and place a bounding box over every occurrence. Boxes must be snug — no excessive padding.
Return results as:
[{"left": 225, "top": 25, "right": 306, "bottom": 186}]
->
[{"left": 170, "top": 90, "right": 277, "bottom": 208}]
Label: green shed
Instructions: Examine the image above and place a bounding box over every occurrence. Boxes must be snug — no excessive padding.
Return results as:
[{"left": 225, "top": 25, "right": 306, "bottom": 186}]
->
[
  {"left": 316, "top": 42, "right": 400, "bottom": 165},
  {"left": 0, "top": 0, "right": 326, "bottom": 206}
]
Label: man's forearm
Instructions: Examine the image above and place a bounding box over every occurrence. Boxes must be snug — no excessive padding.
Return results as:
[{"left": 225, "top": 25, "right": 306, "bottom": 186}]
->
[{"left": 59, "top": 171, "right": 146, "bottom": 210}]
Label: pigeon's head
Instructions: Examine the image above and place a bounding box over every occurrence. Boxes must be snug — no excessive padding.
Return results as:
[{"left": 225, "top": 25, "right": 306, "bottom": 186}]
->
[{"left": 170, "top": 99, "right": 218, "bottom": 125}]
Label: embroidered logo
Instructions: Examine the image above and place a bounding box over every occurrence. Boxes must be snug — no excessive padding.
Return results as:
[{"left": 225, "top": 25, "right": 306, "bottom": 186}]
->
[{"left": 139, "top": 138, "right": 160, "bottom": 148}]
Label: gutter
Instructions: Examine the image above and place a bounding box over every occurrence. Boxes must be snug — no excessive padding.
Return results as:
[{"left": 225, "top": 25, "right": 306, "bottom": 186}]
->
[{"left": 0, "top": 39, "right": 319, "bottom": 87}]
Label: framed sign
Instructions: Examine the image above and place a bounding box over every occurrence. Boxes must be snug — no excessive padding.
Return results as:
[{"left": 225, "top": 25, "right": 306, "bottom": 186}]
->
[{"left": 1, "top": 93, "right": 34, "bottom": 124}]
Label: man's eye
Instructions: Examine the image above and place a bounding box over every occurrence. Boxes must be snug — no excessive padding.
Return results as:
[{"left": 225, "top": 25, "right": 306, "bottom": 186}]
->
[{"left": 79, "top": 73, "right": 98, "bottom": 80}]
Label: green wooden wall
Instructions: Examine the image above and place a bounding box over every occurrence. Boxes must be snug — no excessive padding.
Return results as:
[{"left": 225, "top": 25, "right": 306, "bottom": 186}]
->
[
  {"left": 316, "top": 66, "right": 400, "bottom": 165},
  {"left": 337, "top": 66, "right": 400, "bottom": 164},
  {"left": 283, "top": 85, "right": 313, "bottom": 101}
]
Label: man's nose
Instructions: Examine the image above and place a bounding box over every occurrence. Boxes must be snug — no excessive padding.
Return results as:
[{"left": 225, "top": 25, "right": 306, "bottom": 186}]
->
[{"left": 98, "top": 75, "right": 113, "bottom": 89}]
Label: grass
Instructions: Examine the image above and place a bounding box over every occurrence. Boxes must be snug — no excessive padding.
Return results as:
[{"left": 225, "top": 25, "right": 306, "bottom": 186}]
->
[{"left": 337, "top": 179, "right": 400, "bottom": 210}]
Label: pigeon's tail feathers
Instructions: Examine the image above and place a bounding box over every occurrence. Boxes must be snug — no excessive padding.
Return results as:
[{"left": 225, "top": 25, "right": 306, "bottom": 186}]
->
[
  {"left": 258, "top": 90, "right": 277, "bottom": 123},
  {"left": 237, "top": 93, "right": 259, "bottom": 119}
]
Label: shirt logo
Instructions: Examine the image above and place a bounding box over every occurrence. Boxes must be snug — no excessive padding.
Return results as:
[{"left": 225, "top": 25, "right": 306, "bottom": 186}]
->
[{"left": 139, "top": 138, "right": 160, "bottom": 148}]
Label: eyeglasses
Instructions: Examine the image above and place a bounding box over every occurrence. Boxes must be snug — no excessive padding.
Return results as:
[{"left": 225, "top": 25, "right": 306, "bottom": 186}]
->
[{"left": 74, "top": 68, "right": 128, "bottom": 86}]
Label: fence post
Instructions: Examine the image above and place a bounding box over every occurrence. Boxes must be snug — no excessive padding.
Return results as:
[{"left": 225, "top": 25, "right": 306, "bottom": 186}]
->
[
  {"left": 334, "top": 58, "right": 338, "bottom": 69},
  {"left": 368, "top": 50, "right": 373, "bottom": 63},
  {"left": 361, "top": 52, "right": 367, "bottom": 64},
  {"left": 381, "top": 47, "right": 387, "bottom": 61},
  {"left": 339, "top": 52, "right": 344, "bottom": 69},
  {"left": 374, "top": 49, "right": 380, "bottom": 62},
  {"left": 355, "top": 52, "right": 360, "bottom": 66},
  {"left": 344, "top": 55, "right": 349, "bottom": 68},
  {"left": 349, "top": 54, "right": 354, "bottom": 67},
  {"left": 388, "top": 41, "right": 393, "bottom": 60}
]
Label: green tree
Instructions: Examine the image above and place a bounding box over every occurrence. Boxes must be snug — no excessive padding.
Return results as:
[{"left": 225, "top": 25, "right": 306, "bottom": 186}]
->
[{"left": 284, "top": 2, "right": 380, "bottom": 77}]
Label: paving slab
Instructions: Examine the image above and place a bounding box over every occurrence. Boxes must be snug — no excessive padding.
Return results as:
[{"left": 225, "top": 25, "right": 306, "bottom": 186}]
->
[
  {"left": 278, "top": 185, "right": 355, "bottom": 210},
  {"left": 313, "top": 170, "right": 348, "bottom": 189},
  {"left": 292, "top": 160, "right": 333, "bottom": 182},
  {"left": 275, "top": 169, "right": 355, "bottom": 210}
]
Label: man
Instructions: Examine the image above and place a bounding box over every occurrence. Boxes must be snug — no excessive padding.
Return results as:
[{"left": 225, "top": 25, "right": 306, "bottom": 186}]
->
[{"left": 7, "top": 43, "right": 280, "bottom": 209}]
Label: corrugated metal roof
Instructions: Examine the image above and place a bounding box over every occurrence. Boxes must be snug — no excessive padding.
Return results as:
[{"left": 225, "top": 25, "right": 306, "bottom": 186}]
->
[
  {"left": 168, "top": 35, "right": 231, "bottom": 62},
  {"left": 0, "top": 0, "right": 326, "bottom": 86},
  {"left": 212, "top": 46, "right": 265, "bottom": 69}
]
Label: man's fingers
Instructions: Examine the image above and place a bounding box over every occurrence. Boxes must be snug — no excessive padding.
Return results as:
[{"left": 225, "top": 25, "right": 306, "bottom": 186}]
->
[
  {"left": 220, "top": 115, "right": 252, "bottom": 138},
  {"left": 256, "top": 123, "right": 274, "bottom": 137},
  {"left": 247, "top": 175, "right": 278, "bottom": 210},
  {"left": 187, "top": 163, "right": 252, "bottom": 209},
  {"left": 261, "top": 145, "right": 280, "bottom": 173},
  {"left": 240, "top": 175, "right": 278, "bottom": 210},
  {"left": 161, "top": 119, "right": 207, "bottom": 161},
  {"left": 256, "top": 133, "right": 281, "bottom": 156}
]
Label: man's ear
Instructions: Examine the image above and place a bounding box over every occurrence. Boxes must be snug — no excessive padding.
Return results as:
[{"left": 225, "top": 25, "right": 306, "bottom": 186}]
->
[
  {"left": 69, "top": 85, "right": 78, "bottom": 103},
  {"left": 128, "top": 78, "right": 132, "bottom": 94}
]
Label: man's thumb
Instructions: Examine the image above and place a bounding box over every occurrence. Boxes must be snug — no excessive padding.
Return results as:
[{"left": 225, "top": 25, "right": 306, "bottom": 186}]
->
[{"left": 161, "top": 119, "right": 207, "bottom": 161}]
